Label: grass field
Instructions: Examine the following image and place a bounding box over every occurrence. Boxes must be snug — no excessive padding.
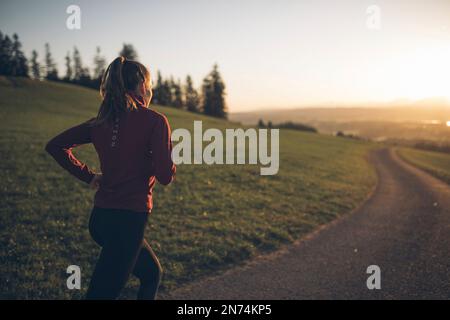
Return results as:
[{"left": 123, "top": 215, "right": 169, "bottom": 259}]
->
[
  {"left": 398, "top": 148, "right": 450, "bottom": 184},
  {"left": 0, "top": 76, "right": 378, "bottom": 299}
]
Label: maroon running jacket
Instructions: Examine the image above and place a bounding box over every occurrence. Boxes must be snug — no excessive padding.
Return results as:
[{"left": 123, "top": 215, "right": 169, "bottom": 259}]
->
[{"left": 45, "top": 98, "right": 176, "bottom": 213}]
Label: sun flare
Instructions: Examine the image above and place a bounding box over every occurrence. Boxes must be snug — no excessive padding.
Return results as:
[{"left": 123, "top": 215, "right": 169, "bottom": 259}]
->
[{"left": 386, "top": 46, "right": 450, "bottom": 101}]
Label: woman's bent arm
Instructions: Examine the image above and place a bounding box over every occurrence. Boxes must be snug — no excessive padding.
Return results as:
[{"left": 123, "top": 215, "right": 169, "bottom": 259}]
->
[
  {"left": 151, "top": 115, "right": 176, "bottom": 185},
  {"left": 45, "top": 120, "right": 95, "bottom": 184}
]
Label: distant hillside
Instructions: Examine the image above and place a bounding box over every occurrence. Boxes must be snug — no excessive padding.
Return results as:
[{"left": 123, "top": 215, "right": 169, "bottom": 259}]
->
[
  {"left": 231, "top": 101, "right": 450, "bottom": 142},
  {"left": 0, "top": 76, "right": 377, "bottom": 299}
]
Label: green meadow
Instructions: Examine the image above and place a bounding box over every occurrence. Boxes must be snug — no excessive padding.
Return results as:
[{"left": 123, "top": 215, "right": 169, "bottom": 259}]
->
[
  {"left": 0, "top": 76, "right": 377, "bottom": 299},
  {"left": 398, "top": 148, "right": 450, "bottom": 185}
]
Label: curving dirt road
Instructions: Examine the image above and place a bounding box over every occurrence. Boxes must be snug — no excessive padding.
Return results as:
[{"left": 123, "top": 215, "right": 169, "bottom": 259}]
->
[{"left": 166, "top": 148, "right": 450, "bottom": 299}]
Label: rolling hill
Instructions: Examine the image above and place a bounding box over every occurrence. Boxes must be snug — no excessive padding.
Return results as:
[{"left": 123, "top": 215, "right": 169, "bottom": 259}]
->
[
  {"left": 0, "top": 76, "right": 377, "bottom": 299},
  {"left": 398, "top": 147, "right": 450, "bottom": 185},
  {"left": 231, "top": 102, "right": 450, "bottom": 142}
]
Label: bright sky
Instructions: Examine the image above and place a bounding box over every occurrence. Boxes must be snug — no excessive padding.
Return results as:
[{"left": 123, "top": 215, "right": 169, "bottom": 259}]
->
[{"left": 1, "top": 0, "right": 450, "bottom": 112}]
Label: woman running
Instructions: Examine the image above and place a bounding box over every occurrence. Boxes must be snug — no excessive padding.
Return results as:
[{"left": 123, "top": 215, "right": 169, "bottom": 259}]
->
[{"left": 45, "top": 56, "right": 176, "bottom": 300}]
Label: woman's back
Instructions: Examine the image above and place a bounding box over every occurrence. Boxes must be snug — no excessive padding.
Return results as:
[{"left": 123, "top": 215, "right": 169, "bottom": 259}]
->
[{"left": 91, "top": 105, "right": 175, "bottom": 212}]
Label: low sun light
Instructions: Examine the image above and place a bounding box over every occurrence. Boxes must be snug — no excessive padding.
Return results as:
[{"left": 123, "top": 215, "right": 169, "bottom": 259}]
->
[
  {"left": 386, "top": 46, "right": 450, "bottom": 101},
  {"left": 447, "top": 121, "right": 450, "bottom": 127}
]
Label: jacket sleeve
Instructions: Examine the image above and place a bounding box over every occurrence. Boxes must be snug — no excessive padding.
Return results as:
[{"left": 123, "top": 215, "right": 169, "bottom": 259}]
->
[
  {"left": 151, "top": 115, "right": 176, "bottom": 185},
  {"left": 45, "top": 120, "right": 95, "bottom": 184}
]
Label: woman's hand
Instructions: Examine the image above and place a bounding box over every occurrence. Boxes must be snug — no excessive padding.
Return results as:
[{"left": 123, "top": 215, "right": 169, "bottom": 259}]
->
[{"left": 89, "top": 173, "right": 103, "bottom": 190}]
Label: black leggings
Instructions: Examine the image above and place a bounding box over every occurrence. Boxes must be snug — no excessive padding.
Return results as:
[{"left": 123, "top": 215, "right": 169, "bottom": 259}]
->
[{"left": 86, "top": 206, "right": 162, "bottom": 300}]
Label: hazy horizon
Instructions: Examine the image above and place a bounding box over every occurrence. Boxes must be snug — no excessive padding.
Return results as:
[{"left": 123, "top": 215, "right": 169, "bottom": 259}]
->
[
  {"left": 232, "top": 96, "right": 450, "bottom": 114},
  {"left": 1, "top": 0, "right": 450, "bottom": 112}
]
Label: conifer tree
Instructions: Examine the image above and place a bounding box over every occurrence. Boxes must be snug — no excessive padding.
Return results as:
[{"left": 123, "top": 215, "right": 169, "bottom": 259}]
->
[
  {"left": 202, "top": 64, "right": 227, "bottom": 118},
  {"left": 30, "top": 50, "right": 40, "bottom": 79},
  {"left": 45, "top": 43, "right": 58, "bottom": 80},
  {"left": 11, "top": 34, "right": 28, "bottom": 77},
  {"left": 119, "top": 43, "right": 138, "bottom": 60},
  {"left": 172, "top": 78, "right": 184, "bottom": 109},
  {"left": 64, "top": 52, "right": 73, "bottom": 81},
  {"left": 185, "top": 75, "right": 200, "bottom": 113}
]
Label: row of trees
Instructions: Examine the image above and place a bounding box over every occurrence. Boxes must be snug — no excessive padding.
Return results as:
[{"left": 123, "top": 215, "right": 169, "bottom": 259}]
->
[
  {"left": 0, "top": 32, "right": 28, "bottom": 77},
  {"left": 258, "top": 119, "right": 317, "bottom": 133},
  {"left": 152, "top": 64, "right": 226, "bottom": 117},
  {"left": 0, "top": 31, "right": 227, "bottom": 119}
]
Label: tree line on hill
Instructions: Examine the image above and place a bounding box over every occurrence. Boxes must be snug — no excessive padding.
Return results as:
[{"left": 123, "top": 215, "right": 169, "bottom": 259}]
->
[
  {"left": 258, "top": 119, "right": 317, "bottom": 133},
  {"left": 0, "top": 30, "right": 227, "bottom": 119}
]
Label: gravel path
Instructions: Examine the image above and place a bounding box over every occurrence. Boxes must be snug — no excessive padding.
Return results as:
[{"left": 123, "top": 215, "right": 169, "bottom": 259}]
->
[{"left": 165, "top": 148, "right": 450, "bottom": 299}]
